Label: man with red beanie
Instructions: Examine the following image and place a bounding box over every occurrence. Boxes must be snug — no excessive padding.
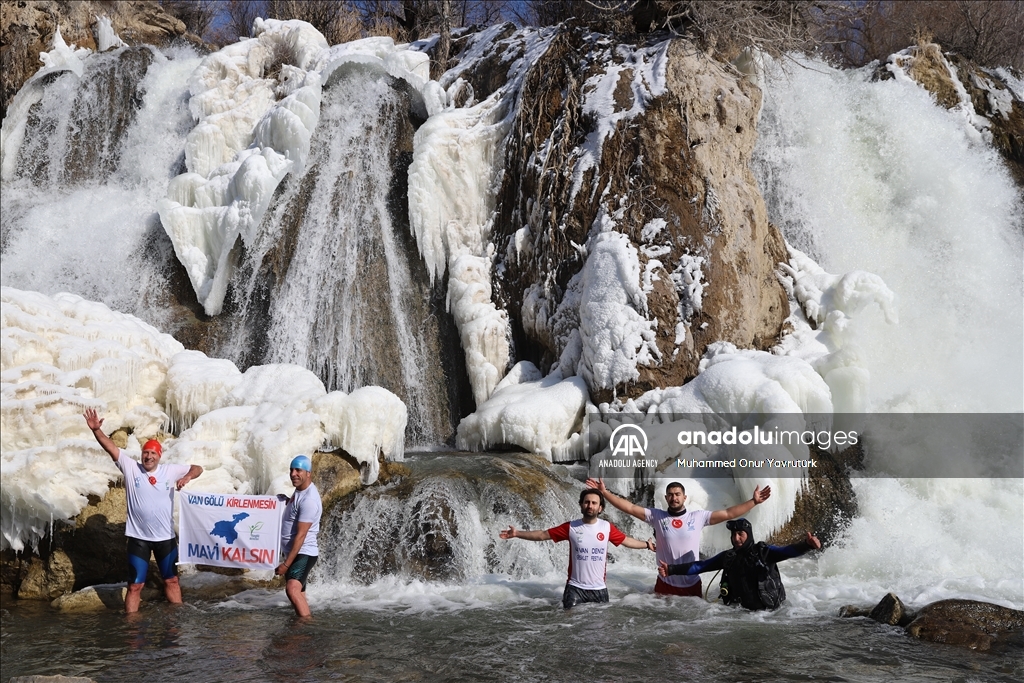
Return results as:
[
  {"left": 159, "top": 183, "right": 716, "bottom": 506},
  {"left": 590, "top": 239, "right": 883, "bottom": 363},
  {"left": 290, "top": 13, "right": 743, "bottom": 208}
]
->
[{"left": 84, "top": 408, "right": 203, "bottom": 613}]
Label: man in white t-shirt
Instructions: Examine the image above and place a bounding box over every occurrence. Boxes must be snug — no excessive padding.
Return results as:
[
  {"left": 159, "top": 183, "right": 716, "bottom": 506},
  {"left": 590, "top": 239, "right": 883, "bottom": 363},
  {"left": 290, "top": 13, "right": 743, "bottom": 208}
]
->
[
  {"left": 586, "top": 478, "right": 771, "bottom": 597},
  {"left": 84, "top": 409, "right": 203, "bottom": 613},
  {"left": 275, "top": 455, "right": 322, "bottom": 617},
  {"left": 499, "top": 488, "right": 653, "bottom": 608}
]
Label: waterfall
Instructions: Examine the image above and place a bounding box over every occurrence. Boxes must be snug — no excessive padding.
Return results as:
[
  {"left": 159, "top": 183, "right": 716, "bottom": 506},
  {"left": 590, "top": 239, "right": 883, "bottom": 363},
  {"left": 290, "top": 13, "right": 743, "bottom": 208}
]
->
[
  {"left": 752, "top": 57, "right": 1023, "bottom": 607},
  {"left": 0, "top": 45, "right": 201, "bottom": 329},
  {"left": 223, "top": 67, "right": 468, "bottom": 446},
  {"left": 314, "top": 454, "right": 650, "bottom": 585}
]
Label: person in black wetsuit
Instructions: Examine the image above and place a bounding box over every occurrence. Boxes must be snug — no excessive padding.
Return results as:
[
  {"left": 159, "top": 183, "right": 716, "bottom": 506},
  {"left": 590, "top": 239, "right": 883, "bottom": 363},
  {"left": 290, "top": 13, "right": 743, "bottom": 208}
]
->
[{"left": 657, "top": 518, "right": 821, "bottom": 610}]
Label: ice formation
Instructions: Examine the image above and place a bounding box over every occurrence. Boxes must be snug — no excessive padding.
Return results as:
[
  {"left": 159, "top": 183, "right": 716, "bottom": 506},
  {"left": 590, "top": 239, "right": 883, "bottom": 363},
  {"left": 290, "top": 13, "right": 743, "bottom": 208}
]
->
[
  {"left": 158, "top": 20, "right": 447, "bottom": 317},
  {"left": 456, "top": 362, "right": 588, "bottom": 458},
  {"left": 1, "top": 288, "right": 408, "bottom": 551},
  {"left": 0, "top": 27, "right": 92, "bottom": 181},
  {"left": 93, "top": 15, "right": 127, "bottom": 52},
  {"left": 1, "top": 287, "right": 181, "bottom": 551}
]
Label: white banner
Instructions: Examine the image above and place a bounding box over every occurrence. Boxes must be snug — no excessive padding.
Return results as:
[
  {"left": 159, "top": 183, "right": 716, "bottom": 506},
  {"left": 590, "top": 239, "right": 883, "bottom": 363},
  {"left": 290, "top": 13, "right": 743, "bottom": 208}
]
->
[{"left": 179, "top": 491, "right": 283, "bottom": 570}]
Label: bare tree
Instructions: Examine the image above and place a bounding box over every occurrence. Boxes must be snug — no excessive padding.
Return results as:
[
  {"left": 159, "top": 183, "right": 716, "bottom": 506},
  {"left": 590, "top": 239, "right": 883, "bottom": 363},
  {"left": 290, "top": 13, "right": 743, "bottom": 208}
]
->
[
  {"left": 160, "top": 0, "right": 219, "bottom": 39},
  {"left": 265, "top": 0, "right": 364, "bottom": 45},
  {"left": 213, "top": 0, "right": 263, "bottom": 41},
  {"left": 817, "top": 0, "right": 1023, "bottom": 69}
]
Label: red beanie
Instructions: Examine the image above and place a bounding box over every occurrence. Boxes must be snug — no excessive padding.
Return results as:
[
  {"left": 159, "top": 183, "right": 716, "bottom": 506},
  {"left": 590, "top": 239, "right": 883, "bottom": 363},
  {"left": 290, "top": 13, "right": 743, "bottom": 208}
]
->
[{"left": 142, "top": 439, "right": 163, "bottom": 456}]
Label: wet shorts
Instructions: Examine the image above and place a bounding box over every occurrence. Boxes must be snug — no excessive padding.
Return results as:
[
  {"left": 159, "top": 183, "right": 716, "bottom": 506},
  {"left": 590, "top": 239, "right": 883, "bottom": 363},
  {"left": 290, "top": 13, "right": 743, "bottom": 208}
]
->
[
  {"left": 562, "top": 583, "right": 609, "bottom": 609},
  {"left": 654, "top": 577, "right": 702, "bottom": 597},
  {"left": 285, "top": 554, "right": 318, "bottom": 591},
  {"left": 126, "top": 537, "right": 178, "bottom": 585}
]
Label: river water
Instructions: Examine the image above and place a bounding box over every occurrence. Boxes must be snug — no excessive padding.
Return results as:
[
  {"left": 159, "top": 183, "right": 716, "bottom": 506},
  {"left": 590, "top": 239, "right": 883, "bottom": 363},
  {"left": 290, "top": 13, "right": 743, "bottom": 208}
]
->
[{"left": 3, "top": 575, "right": 1020, "bottom": 682}]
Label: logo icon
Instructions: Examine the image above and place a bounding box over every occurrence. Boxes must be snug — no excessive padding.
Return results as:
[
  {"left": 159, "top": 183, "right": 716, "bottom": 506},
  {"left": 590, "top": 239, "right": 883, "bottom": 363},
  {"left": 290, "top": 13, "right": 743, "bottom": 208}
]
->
[
  {"left": 248, "top": 521, "right": 264, "bottom": 540},
  {"left": 671, "top": 519, "right": 683, "bottom": 529},
  {"left": 148, "top": 476, "right": 157, "bottom": 486},
  {"left": 596, "top": 532, "right": 605, "bottom": 541},
  {"left": 609, "top": 424, "right": 648, "bottom": 458}
]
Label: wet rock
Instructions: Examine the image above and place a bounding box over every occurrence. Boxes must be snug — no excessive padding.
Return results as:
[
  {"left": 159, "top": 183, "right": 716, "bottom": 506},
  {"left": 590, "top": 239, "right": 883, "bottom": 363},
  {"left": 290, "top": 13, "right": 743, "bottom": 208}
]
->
[
  {"left": 16, "top": 551, "right": 74, "bottom": 600},
  {"left": 905, "top": 599, "right": 1024, "bottom": 652},
  {"left": 846, "top": 593, "right": 1024, "bottom": 652},
  {"left": 868, "top": 592, "right": 914, "bottom": 627},
  {"left": 50, "top": 584, "right": 130, "bottom": 612},
  {"left": 313, "top": 450, "right": 364, "bottom": 513}
]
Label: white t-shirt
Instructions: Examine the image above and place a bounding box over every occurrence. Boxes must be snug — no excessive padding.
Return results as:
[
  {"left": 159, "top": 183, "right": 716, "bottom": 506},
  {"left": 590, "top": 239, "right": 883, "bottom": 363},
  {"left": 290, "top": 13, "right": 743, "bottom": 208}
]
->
[
  {"left": 548, "top": 518, "right": 626, "bottom": 590},
  {"left": 281, "top": 483, "right": 322, "bottom": 557},
  {"left": 645, "top": 508, "right": 712, "bottom": 588},
  {"left": 115, "top": 450, "right": 190, "bottom": 542}
]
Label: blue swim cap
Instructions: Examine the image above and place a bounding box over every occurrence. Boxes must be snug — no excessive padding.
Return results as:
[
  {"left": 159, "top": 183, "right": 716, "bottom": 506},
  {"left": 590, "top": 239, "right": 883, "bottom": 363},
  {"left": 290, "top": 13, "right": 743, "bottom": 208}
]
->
[{"left": 290, "top": 455, "right": 312, "bottom": 472}]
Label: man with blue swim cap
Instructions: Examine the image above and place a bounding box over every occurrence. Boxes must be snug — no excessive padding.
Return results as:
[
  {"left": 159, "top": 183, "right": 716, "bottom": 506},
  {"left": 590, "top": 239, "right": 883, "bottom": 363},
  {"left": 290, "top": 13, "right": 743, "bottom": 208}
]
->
[{"left": 275, "top": 454, "right": 322, "bottom": 617}]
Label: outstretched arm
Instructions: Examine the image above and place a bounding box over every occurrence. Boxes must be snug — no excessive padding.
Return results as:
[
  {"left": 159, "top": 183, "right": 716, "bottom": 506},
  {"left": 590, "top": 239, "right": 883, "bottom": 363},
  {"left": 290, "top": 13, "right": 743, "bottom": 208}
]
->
[
  {"left": 620, "top": 535, "right": 656, "bottom": 551},
  {"left": 765, "top": 531, "right": 822, "bottom": 562},
  {"left": 176, "top": 465, "right": 203, "bottom": 490},
  {"left": 84, "top": 409, "right": 119, "bottom": 461},
  {"left": 658, "top": 550, "right": 729, "bottom": 577},
  {"left": 584, "top": 478, "right": 646, "bottom": 521},
  {"left": 500, "top": 526, "right": 551, "bottom": 542},
  {"left": 708, "top": 484, "right": 771, "bottom": 525}
]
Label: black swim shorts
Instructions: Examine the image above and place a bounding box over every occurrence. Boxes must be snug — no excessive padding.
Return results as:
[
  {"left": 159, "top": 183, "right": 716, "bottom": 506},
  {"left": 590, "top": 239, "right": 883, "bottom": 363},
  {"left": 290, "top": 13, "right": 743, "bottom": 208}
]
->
[
  {"left": 126, "top": 537, "right": 178, "bottom": 584},
  {"left": 561, "top": 583, "right": 609, "bottom": 609},
  {"left": 285, "top": 554, "right": 318, "bottom": 591}
]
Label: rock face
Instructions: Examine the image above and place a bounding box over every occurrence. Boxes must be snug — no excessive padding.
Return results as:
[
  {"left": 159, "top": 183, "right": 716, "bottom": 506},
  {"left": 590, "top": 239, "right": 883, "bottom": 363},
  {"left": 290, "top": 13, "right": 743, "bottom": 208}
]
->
[
  {"left": 0, "top": 0, "right": 192, "bottom": 121},
  {"left": 467, "top": 28, "right": 788, "bottom": 402}
]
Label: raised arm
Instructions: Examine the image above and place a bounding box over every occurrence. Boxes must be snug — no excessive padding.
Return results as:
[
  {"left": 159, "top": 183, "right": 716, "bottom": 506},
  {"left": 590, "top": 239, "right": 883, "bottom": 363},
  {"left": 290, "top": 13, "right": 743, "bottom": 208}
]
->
[
  {"left": 708, "top": 484, "right": 771, "bottom": 525},
  {"left": 84, "top": 409, "right": 119, "bottom": 461},
  {"left": 176, "top": 465, "right": 203, "bottom": 490},
  {"left": 499, "top": 526, "right": 551, "bottom": 542},
  {"left": 584, "top": 478, "right": 646, "bottom": 521}
]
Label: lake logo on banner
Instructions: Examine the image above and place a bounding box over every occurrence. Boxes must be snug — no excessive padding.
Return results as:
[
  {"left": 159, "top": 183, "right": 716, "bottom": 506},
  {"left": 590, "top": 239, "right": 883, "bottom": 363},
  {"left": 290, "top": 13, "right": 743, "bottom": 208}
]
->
[
  {"left": 179, "top": 492, "right": 284, "bottom": 570},
  {"left": 609, "top": 424, "right": 648, "bottom": 457}
]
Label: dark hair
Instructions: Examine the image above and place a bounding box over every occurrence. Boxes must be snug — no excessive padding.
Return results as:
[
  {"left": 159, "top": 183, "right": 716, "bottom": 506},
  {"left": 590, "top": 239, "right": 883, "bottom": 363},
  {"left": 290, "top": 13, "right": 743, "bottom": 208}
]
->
[
  {"left": 665, "top": 482, "right": 686, "bottom": 494},
  {"left": 579, "top": 488, "right": 605, "bottom": 509}
]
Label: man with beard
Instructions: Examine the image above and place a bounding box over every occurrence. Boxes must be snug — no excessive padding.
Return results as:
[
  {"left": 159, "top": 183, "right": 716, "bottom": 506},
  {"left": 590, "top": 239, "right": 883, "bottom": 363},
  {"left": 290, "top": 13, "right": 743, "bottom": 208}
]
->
[
  {"left": 499, "top": 488, "right": 654, "bottom": 609},
  {"left": 658, "top": 518, "right": 821, "bottom": 609},
  {"left": 586, "top": 479, "right": 771, "bottom": 597},
  {"left": 84, "top": 409, "right": 203, "bottom": 613}
]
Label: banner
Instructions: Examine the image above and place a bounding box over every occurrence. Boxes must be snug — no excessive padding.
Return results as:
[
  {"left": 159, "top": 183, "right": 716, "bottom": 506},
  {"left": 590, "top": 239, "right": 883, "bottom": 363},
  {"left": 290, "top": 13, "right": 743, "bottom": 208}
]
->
[{"left": 179, "top": 491, "right": 284, "bottom": 570}]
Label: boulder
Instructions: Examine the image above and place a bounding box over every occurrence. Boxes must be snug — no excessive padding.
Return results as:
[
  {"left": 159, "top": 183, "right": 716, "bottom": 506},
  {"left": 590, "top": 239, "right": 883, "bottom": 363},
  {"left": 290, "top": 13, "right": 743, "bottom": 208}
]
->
[
  {"left": 906, "top": 599, "right": 1024, "bottom": 652},
  {"left": 843, "top": 593, "right": 1024, "bottom": 652}
]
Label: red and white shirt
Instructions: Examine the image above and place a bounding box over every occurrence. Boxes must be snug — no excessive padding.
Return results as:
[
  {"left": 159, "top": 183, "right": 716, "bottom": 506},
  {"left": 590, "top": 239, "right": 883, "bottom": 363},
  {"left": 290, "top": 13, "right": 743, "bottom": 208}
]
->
[
  {"left": 645, "top": 508, "right": 712, "bottom": 588},
  {"left": 115, "top": 449, "right": 190, "bottom": 542},
  {"left": 548, "top": 519, "right": 626, "bottom": 590}
]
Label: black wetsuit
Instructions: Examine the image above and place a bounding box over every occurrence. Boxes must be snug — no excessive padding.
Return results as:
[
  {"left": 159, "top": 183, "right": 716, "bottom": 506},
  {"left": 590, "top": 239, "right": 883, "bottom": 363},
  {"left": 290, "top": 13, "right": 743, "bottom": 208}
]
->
[{"left": 665, "top": 540, "right": 815, "bottom": 610}]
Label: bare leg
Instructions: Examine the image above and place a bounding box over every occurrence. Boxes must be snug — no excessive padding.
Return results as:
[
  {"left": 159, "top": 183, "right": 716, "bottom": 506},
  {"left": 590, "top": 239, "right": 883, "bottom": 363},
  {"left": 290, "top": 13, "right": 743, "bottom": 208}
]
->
[
  {"left": 163, "top": 576, "right": 183, "bottom": 604},
  {"left": 285, "top": 578, "right": 311, "bottom": 617},
  {"left": 125, "top": 582, "right": 144, "bottom": 613}
]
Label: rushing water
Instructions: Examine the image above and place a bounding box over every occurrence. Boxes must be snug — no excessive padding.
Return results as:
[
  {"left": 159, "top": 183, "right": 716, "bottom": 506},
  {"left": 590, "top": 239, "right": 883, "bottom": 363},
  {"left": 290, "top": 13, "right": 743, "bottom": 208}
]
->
[
  {"left": 224, "top": 68, "right": 464, "bottom": 445},
  {"left": 0, "top": 46, "right": 200, "bottom": 330}
]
